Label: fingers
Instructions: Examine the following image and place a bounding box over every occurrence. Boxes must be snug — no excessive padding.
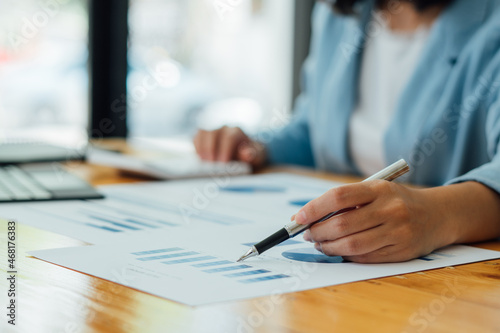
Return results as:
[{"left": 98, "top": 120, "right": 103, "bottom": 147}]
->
[
  {"left": 342, "top": 245, "right": 396, "bottom": 263},
  {"left": 193, "top": 130, "right": 204, "bottom": 158},
  {"left": 194, "top": 129, "right": 219, "bottom": 161},
  {"left": 237, "top": 141, "right": 267, "bottom": 168},
  {"left": 204, "top": 130, "right": 219, "bottom": 161},
  {"left": 217, "top": 127, "right": 247, "bottom": 162},
  {"left": 237, "top": 141, "right": 258, "bottom": 163},
  {"left": 342, "top": 244, "right": 423, "bottom": 263},
  {"left": 297, "top": 181, "right": 425, "bottom": 263},
  {"left": 193, "top": 126, "right": 248, "bottom": 162},
  {"left": 303, "top": 206, "right": 383, "bottom": 243},
  {"left": 295, "top": 182, "right": 380, "bottom": 225},
  {"left": 313, "top": 223, "right": 390, "bottom": 257},
  {"left": 193, "top": 126, "right": 268, "bottom": 167}
]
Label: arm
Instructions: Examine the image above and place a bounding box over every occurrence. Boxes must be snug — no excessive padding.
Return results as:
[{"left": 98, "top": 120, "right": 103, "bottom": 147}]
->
[
  {"left": 423, "top": 182, "right": 500, "bottom": 245},
  {"left": 262, "top": 92, "right": 314, "bottom": 167},
  {"left": 294, "top": 56, "right": 500, "bottom": 263}
]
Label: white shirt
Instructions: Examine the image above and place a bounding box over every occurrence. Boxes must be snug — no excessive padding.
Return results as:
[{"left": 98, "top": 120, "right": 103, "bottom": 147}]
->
[{"left": 349, "top": 14, "right": 431, "bottom": 176}]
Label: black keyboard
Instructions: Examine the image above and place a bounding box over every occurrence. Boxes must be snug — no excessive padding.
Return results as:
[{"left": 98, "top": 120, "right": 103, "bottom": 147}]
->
[{"left": 0, "top": 164, "right": 103, "bottom": 202}]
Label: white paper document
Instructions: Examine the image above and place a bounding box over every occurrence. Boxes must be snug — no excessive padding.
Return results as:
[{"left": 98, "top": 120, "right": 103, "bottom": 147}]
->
[
  {"left": 0, "top": 173, "right": 337, "bottom": 244},
  {"left": 8, "top": 172, "right": 500, "bottom": 306},
  {"left": 30, "top": 225, "right": 500, "bottom": 306}
]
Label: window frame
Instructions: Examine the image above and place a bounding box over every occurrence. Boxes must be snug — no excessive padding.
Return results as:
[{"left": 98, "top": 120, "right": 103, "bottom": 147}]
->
[{"left": 88, "top": 0, "right": 129, "bottom": 138}]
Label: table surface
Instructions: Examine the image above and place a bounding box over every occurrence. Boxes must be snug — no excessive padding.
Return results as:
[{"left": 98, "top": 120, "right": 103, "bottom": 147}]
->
[{"left": 1, "top": 142, "right": 500, "bottom": 333}]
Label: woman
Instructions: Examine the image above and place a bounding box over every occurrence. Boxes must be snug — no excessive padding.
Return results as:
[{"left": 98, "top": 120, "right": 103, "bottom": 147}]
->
[{"left": 193, "top": 0, "right": 500, "bottom": 263}]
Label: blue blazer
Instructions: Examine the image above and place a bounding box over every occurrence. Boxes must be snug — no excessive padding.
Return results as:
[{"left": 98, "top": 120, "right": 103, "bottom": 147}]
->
[{"left": 265, "top": 0, "right": 500, "bottom": 193}]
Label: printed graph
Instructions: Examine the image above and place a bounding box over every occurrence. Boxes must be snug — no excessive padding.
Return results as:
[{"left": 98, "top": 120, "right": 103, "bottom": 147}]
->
[
  {"left": 132, "top": 247, "right": 290, "bottom": 284},
  {"left": 22, "top": 187, "right": 255, "bottom": 235}
]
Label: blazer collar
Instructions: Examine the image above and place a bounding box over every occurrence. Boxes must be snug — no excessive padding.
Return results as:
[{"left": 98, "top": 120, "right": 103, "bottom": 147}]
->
[
  {"left": 354, "top": 0, "right": 490, "bottom": 61},
  {"left": 434, "top": 0, "right": 490, "bottom": 61}
]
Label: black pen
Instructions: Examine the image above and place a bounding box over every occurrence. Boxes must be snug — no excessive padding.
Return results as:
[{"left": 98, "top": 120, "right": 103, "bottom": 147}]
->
[{"left": 236, "top": 159, "right": 410, "bottom": 262}]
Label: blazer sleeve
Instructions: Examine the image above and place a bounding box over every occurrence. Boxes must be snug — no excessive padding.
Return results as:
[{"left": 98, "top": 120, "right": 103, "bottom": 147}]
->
[
  {"left": 263, "top": 65, "right": 315, "bottom": 167},
  {"left": 445, "top": 52, "right": 500, "bottom": 194}
]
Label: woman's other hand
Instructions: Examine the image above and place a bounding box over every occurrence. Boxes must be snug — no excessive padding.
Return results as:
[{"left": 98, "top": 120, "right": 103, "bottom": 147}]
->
[{"left": 193, "top": 126, "right": 267, "bottom": 168}]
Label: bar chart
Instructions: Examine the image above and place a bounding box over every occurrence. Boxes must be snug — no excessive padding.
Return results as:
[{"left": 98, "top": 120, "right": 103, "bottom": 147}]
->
[
  {"left": 132, "top": 247, "right": 290, "bottom": 284},
  {"left": 108, "top": 192, "right": 253, "bottom": 226},
  {"left": 19, "top": 186, "right": 257, "bottom": 237}
]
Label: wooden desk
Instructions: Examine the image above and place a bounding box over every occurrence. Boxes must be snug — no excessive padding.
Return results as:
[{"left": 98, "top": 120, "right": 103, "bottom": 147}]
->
[{"left": 1, "top": 158, "right": 500, "bottom": 333}]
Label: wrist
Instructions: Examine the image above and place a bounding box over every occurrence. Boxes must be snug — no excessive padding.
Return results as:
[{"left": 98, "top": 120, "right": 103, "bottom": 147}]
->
[
  {"left": 420, "top": 182, "right": 500, "bottom": 246},
  {"left": 416, "top": 186, "right": 460, "bottom": 249}
]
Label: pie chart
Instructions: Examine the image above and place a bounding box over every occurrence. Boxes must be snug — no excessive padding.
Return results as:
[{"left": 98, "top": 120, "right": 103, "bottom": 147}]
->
[
  {"left": 282, "top": 247, "right": 345, "bottom": 263},
  {"left": 288, "top": 199, "right": 312, "bottom": 207}
]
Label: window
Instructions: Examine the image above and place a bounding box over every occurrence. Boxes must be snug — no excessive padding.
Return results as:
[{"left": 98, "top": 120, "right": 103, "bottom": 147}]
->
[
  {"left": 127, "top": 0, "right": 295, "bottom": 138},
  {"left": 0, "top": 0, "right": 88, "bottom": 145}
]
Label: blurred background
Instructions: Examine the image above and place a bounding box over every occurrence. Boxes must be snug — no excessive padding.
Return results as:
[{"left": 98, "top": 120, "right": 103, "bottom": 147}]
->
[{"left": 0, "top": 0, "right": 313, "bottom": 146}]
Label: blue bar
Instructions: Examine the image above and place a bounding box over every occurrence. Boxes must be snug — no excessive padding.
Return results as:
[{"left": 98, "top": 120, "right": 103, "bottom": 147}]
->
[
  {"left": 162, "top": 256, "right": 216, "bottom": 265},
  {"left": 192, "top": 260, "right": 233, "bottom": 268},
  {"left": 418, "top": 256, "right": 434, "bottom": 261},
  {"left": 151, "top": 219, "right": 178, "bottom": 227},
  {"left": 203, "top": 265, "right": 251, "bottom": 273},
  {"left": 240, "top": 274, "right": 290, "bottom": 283},
  {"left": 125, "top": 218, "right": 158, "bottom": 228},
  {"left": 108, "top": 221, "right": 140, "bottom": 231},
  {"left": 289, "top": 199, "right": 312, "bottom": 207},
  {"left": 225, "top": 269, "right": 270, "bottom": 277},
  {"left": 89, "top": 215, "right": 141, "bottom": 231},
  {"left": 86, "top": 223, "right": 121, "bottom": 232},
  {"left": 131, "top": 247, "right": 182, "bottom": 256},
  {"left": 221, "top": 186, "right": 286, "bottom": 193},
  {"left": 137, "top": 251, "right": 199, "bottom": 261}
]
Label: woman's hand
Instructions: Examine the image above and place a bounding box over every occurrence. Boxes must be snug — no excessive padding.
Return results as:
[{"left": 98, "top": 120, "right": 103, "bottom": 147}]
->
[
  {"left": 193, "top": 126, "right": 267, "bottom": 168},
  {"left": 294, "top": 180, "right": 457, "bottom": 263}
]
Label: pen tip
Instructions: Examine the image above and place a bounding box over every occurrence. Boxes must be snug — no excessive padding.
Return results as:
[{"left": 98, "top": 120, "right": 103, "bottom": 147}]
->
[{"left": 237, "top": 247, "right": 257, "bottom": 262}]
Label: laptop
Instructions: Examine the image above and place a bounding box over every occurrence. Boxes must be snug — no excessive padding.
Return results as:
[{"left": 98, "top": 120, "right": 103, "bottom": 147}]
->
[{"left": 0, "top": 142, "right": 103, "bottom": 202}]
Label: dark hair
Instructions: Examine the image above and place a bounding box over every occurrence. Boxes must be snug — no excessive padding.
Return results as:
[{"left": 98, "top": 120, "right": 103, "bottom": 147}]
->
[{"left": 332, "top": 0, "right": 454, "bottom": 15}]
